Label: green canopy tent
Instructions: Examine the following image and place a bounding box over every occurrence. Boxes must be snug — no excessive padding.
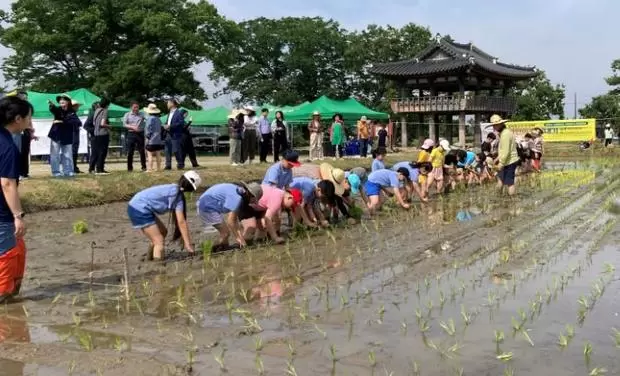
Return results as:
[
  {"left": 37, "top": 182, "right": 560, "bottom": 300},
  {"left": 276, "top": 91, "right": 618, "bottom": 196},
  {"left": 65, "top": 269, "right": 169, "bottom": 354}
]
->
[
  {"left": 253, "top": 102, "right": 309, "bottom": 120},
  {"left": 162, "top": 106, "right": 231, "bottom": 127},
  {"left": 27, "top": 89, "right": 129, "bottom": 122},
  {"left": 285, "top": 96, "right": 388, "bottom": 122}
]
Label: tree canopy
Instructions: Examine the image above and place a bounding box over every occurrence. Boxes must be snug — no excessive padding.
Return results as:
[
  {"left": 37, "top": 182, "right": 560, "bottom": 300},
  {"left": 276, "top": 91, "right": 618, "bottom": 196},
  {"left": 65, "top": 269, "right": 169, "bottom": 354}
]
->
[
  {"left": 511, "top": 71, "right": 566, "bottom": 121},
  {"left": 0, "top": 0, "right": 238, "bottom": 105},
  {"left": 579, "top": 59, "right": 620, "bottom": 123}
]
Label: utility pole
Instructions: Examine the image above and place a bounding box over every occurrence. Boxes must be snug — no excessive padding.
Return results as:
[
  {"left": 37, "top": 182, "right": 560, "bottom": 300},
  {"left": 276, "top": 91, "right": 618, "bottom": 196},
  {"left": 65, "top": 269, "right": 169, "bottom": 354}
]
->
[{"left": 574, "top": 92, "right": 577, "bottom": 119}]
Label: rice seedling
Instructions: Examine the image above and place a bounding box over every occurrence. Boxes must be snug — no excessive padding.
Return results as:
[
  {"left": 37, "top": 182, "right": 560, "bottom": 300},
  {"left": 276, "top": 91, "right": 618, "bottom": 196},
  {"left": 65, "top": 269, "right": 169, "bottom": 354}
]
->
[
  {"left": 285, "top": 361, "right": 299, "bottom": 376},
  {"left": 557, "top": 333, "right": 569, "bottom": 348},
  {"left": 254, "top": 336, "right": 263, "bottom": 352},
  {"left": 368, "top": 350, "right": 377, "bottom": 369},
  {"left": 72, "top": 220, "right": 89, "bottom": 234},
  {"left": 503, "top": 366, "right": 515, "bottom": 376},
  {"left": 255, "top": 354, "right": 264, "bottom": 375},
  {"left": 494, "top": 330, "right": 505, "bottom": 344},
  {"left": 418, "top": 319, "right": 430, "bottom": 333},
  {"left": 590, "top": 367, "right": 607, "bottom": 375},
  {"left": 440, "top": 319, "right": 456, "bottom": 336},
  {"left": 612, "top": 328, "right": 620, "bottom": 347},
  {"left": 496, "top": 352, "right": 513, "bottom": 362},
  {"left": 566, "top": 324, "right": 575, "bottom": 338},
  {"left": 214, "top": 347, "right": 227, "bottom": 371},
  {"left": 584, "top": 342, "right": 592, "bottom": 363}
]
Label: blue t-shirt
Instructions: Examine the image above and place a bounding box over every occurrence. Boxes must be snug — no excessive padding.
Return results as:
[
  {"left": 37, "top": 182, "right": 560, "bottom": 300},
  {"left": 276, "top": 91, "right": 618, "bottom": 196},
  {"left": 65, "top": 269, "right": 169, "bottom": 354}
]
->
[
  {"left": 368, "top": 169, "right": 401, "bottom": 188},
  {"left": 457, "top": 151, "right": 476, "bottom": 168},
  {"left": 371, "top": 158, "right": 385, "bottom": 172},
  {"left": 290, "top": 177, "right": 317, "bottom": 202},
  {"left": 262, "top": 162, "right": 292, "bottom": 189},
  {"left": 197, "top": 183, "right": 244, "bottom": 214},
  {"left": 0, "top": 128, "right": 20, "bottom": 223},
  {"left": 128, "top": 184, "right": 184, "bottom": 214},
  {"left": 392, "top": 162, "right": 420, "bottom": 184},
  {"left": 0, "top": 127, "right": 20, "bottom": 255}
]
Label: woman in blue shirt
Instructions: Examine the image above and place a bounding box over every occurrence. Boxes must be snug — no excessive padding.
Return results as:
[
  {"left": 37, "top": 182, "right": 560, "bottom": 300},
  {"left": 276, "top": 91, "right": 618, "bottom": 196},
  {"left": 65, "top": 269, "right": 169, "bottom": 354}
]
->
[
  {"left": 127, "top": 171, "right": 201, "bottom": 261},
  {"left": 391, "top": 161, "right": 432, "bottom": 202},
  {"left": 371, "top": 147, "right": 387, "bottom": 172},
  {"left": 197, "top": 181, "right": 262, "bottom": 249},
  {"left": 364, "top": 168, "right": 411, "bottom": 214}
]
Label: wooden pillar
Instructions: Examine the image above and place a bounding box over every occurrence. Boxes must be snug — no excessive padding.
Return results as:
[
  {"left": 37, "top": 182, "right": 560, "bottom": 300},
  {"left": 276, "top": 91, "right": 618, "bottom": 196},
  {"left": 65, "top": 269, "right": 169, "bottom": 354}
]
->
[
  {"left": 458, "top": 111, "right": 466, "bottom": 147},
  {"left": 458, "top": 79, "right": 466, "bottom": 147},
  {"left": 400, "top": 115, "right": 407, "bottom": 148},
  {"left": 429, "top": 86, "right": 437, "bottom": 141},
  {"left": 474, "top": 113, "right": 482, "bottom": 145}
]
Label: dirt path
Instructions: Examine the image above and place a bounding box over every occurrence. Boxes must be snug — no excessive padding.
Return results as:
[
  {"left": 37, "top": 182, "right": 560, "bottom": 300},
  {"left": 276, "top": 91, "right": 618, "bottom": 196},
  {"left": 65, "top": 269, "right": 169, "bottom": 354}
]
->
[{"left": 1, "top": 164, "right": 619, "bottom": 375}]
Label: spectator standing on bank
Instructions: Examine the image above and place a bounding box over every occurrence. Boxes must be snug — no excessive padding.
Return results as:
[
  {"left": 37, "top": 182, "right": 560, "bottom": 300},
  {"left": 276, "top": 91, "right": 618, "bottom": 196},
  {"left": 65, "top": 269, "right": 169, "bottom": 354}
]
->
[
  {"left": 143, "top": 104, "right": 164, "bottom": 172},
  {"left": 330, "top": 113, "right": 345, "bottom": 159},
  {"left": 308, "top": 111, "right": 324, "bottom": 161},
  {"left": 89, "top": 98, "right": 111, "bottom": 175},
  {"left": 357, "top": 116, "right": 370, "bottom": 158},
  {"left": 271, "top": 111, "right": 288, "bottom": 162},
  {"left": 47, "top": 95, "right": 75, "bottom": 177},
  {"left": 242, "top": 106, "right": 258, "bottom": 164},
  {"left": 258, "top": 108, "right": 272, "bottom": 163},
  {"left": 163, "top": 98, "right": 185, "bottom": 170},
  {"left": 0, "top": 96, "right": 32, "bottom": 303},
  {"left": 67, "top": 100, "right": 83, "bottom": 174},
  {"left": 123, "top": 101, "right": 147, "bottom": 172},
  {"left": 180, "top": 109, "right": 199, "bottom": 168},
  {"left": 228, "top": 110, "right": 243, "bottom": 166},
  {"left": 604, "top": 124, "right": 615, "bottom": 149}
]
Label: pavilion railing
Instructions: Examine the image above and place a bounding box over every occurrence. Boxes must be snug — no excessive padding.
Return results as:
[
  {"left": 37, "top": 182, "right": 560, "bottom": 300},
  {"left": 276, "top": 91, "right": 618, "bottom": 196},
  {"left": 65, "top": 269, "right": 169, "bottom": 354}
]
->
[{"left": 390, "top": 95, "right": 518, "bottom": 114}]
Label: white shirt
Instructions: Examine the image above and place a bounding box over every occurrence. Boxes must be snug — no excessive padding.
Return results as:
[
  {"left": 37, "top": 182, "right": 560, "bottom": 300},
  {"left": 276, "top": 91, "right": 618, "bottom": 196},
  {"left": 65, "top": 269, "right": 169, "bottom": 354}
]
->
[
  {"left": 604, "top": 128, "right": 614, "bottom": 139},
  {"left": 167, "top": 108, "right": 177, "bottom": 126}
]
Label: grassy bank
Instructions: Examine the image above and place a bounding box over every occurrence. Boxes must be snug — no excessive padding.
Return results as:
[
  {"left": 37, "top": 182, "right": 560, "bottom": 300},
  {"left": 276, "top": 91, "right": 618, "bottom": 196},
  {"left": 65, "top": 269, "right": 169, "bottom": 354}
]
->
[
  {"left": 20, "top": 153, "right": 417, "bottom": 213},
  {"left": 19, "top": 144, "right": 620, "bottom": 213}
]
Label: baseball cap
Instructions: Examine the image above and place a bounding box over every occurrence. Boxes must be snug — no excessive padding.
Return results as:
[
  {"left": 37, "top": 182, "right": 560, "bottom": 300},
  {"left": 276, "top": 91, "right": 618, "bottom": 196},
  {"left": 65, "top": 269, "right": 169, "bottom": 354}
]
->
[
  {"left": 283, "top": 150, "right": 301, "bottom": 167},
  {"left": 347, "top": 174, "right": 361, "bottom": 195},
  {"left": 439, "top": 139, "right": 451, "bottom": 151},
  {"left": 396, "top": 167, "right": 411, "bottom": 181},
  {"left": 289, "top": 188, "right": 303, "bottom": 209}
]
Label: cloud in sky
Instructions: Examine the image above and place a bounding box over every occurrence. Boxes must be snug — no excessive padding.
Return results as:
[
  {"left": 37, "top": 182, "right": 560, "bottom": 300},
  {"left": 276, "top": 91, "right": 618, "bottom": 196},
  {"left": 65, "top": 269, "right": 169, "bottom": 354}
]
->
[{"left": 0, "top": 0, "right": 616, "bottom": 113}]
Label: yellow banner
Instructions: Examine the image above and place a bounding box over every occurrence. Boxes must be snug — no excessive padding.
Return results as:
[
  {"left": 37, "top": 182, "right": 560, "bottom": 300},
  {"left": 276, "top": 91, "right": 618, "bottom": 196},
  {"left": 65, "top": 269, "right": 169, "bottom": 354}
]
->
[{"left": 506, "top": 119, "right": 596, "bottom": 142}]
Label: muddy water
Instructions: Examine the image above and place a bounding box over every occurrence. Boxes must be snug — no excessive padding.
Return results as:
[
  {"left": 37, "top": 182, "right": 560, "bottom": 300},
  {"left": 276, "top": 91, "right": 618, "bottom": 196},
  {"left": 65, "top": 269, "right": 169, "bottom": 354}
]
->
[{"left": 1, "top": 164, "right": 619, "bottom": 375}]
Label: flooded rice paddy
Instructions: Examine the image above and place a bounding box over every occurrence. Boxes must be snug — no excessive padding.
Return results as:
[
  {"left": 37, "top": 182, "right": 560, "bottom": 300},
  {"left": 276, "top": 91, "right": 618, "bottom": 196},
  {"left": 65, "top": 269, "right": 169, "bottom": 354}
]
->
[{"left": 2, "top": 160, "right": 620, "bottom": 375}]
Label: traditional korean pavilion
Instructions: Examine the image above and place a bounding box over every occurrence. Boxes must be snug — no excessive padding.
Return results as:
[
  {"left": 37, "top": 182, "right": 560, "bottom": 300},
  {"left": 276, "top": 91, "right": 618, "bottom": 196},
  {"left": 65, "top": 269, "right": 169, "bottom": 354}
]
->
[{"left": 369, "top": 35, "right": 538, "bottom": 146}]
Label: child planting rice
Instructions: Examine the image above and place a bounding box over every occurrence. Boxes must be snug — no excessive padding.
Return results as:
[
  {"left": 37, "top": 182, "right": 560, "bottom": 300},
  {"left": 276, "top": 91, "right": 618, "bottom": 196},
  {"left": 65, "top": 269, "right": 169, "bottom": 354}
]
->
[
  {"left": 371, "top": 147, "right": 387, "bottom": 171},
  {"left": 391, "top": 161, "right": 431, "bottom": 202},
  {"left": 127, "top": 171, "right": 201, "bottom": 261},
  {"left": 290, "top": 177, "right": 337, "bottom": 228},
  {"left": 197, "top": 182, "right": 263, "bottom": 249},
  {"left": 426, "top": 139, "right": 451, "bottom": 195},
  {"left": 241, "top": 186, "right": 302, "bottom": 244},
  {"left": 364, "top": 167, "right": 411, "bottom": 214}
]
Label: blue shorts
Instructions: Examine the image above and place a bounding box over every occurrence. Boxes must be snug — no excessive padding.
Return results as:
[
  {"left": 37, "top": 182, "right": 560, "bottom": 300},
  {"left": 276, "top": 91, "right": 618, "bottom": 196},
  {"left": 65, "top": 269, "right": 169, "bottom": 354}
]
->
[
  {"left": 0, "top": 221, "right": 16, "bottom": 256},
  {"left": 364, "top": 181, "right": 383, "bottom": 197},
  {"left": 127, "top": 205, "right": 157, "bottom": 229},
  {"left": 499, "top": 162, "right": 519, "bottom": 186}
]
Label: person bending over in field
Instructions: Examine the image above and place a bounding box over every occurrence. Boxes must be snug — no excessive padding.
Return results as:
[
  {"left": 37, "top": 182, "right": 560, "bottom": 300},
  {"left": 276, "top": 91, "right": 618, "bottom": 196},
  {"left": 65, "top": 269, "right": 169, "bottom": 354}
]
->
[
  {"left": 391, "top": 161, "right": 430, "bottom": 202},
  {"left": 241, "top": 186, "right": 302, "bottom": 244},
  {"left": 290, "top": 177, "right": 336, "bottom": 228},
  {"left": 197, "top": 181, "right": 262, "bottom": 250},
  {"left": 127, "top": 171, "right": 201, "bottom": 261},
  {"left": 456, "top": 149, "right": 477, "bottom": 186},
  {"left": 364, "top": 168, "right": 411, "bottom": 214}
]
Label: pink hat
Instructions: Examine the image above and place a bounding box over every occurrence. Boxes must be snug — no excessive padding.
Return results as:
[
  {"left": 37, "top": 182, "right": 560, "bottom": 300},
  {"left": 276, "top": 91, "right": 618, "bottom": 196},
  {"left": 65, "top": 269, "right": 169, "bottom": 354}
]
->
[{"left": 422, "top": 139, "right": 435, "bottom": 149}]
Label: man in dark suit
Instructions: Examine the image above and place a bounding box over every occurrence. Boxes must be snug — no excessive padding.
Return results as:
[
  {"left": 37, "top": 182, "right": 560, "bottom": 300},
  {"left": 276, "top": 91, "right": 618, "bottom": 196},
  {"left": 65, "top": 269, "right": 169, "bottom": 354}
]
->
[{"left": 163, "top": 98, "right": 186, "bottom": 170}]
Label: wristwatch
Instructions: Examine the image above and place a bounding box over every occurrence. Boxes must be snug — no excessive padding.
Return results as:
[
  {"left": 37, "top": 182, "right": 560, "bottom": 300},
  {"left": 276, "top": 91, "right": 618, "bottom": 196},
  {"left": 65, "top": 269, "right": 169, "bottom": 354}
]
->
[{"left": 14, "top": 212, "right": 25, "bottom": 219}]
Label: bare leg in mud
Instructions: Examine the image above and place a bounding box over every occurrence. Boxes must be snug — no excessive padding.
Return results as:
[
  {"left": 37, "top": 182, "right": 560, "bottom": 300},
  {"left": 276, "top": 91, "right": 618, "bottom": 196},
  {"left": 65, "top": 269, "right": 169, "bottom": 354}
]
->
[
  {"left": 212, "top": 224, "right": 230, "bottom": 247},
  {"left": 141, "top": 217, "right": 167, "bottom": 260}
]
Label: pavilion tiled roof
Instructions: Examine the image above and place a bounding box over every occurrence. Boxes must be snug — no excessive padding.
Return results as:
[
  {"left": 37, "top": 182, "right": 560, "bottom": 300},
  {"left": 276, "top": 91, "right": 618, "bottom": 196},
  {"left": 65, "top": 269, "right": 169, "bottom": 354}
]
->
[{"left": 369, "top": 37, "right": 538, "bottom": 80}]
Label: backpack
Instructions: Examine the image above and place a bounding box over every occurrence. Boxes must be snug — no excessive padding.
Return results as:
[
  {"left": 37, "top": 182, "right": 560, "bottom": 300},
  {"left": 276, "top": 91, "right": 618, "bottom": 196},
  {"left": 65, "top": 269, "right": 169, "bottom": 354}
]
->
[{"left": 83, "top": 112, "right": 95, "bottom": 135}]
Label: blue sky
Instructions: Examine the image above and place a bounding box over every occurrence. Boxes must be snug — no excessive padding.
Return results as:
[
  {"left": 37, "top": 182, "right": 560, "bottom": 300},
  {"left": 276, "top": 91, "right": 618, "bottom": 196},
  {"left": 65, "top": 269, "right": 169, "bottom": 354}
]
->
[{"left": 1, "top": 0, "right": 617, "bottom": 115}]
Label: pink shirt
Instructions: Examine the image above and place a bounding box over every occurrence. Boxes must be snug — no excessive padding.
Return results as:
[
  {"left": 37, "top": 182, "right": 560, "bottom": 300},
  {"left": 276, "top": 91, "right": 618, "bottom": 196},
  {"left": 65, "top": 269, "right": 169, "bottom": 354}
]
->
[{"left": 258, "top": 184, "right": 284, "bottom": 217}]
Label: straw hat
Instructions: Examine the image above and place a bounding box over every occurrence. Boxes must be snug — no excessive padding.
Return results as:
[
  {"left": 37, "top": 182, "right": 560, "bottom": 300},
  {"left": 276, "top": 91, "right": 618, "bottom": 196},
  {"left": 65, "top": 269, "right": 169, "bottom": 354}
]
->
[
  {"left": 312, "top": 111, "right": 320, "bottom": 117},
  {"left": 241, "top": 181, "right": 263, "bottom": 201},
  {"left": 244, "top": 105, "right": 255, "bottom": 113},
  {"left": 360, "top": 116, "right": 368, "bottom": 122},
  {"left": 489, "top": 114, "right": 508, "bottom": 126},
  {"left": 143, "top": 103, "right": 161, "bottom": 114},
  {"left": 319, "top": 163, "right": 345, "bottom": 196},
  {"left": 228, "top": 109, "right": 241, "bottom": 119}
]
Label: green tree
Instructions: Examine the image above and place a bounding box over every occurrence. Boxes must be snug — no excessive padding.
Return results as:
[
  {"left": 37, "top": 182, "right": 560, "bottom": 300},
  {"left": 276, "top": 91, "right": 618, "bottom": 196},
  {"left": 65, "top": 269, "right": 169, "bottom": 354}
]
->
[
  {"left": 210, "top": 17, "right": 350, "bottom": 106},
  {"left": 511, "top": 71, "right": 565, "bottom": 121},
  {"left": 579, "top": 94, "right": 620, "bottom": 122},
  {"left": 345, "top": 24, "right": 432, "bottom": 111},
  {"left": 0, "top": 0, "right": 238, "bottom": 105},
  {"left": 579, "top": 59, "right": 620, "bottom": 124}
]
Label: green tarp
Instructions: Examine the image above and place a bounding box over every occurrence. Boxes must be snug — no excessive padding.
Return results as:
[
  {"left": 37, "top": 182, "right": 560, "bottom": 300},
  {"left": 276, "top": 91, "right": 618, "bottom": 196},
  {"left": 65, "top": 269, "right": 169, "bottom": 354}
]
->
[
  {"left": 163, "top": 106, "right": 231, "bottom": 127},
  {"left": 285, "top": 96, "right": 388, "bottom": 122},
  {"left": 27, "top": 88, "right": 129, "bottom": 120}
]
